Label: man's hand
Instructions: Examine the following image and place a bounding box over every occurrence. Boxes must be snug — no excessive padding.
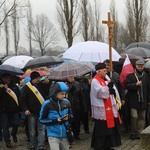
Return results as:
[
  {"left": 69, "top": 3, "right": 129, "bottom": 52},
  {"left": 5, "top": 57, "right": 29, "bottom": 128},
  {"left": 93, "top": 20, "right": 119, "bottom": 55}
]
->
[
  {"left": 136, "top": 81, "right": 142, "bottom": 86},
  {"left": 121, "top": 100, "right": 125, "bottom": 105}
]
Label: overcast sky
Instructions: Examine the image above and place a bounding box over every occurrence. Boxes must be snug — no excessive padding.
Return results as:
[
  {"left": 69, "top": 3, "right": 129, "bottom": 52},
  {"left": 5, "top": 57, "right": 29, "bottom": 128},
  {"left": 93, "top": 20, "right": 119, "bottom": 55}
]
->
[{"left": 0, "top": 0, "right": 125, "bottom": 53}]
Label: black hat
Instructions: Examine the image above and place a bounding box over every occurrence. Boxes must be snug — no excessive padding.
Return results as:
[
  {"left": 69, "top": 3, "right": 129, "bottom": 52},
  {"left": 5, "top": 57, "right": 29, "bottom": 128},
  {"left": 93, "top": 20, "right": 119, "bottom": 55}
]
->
[
  {"left": 95, "top": 63, "right": 106, "bottom": 71},
  {"left": 30, "top": 71, "right": 40, "bottom": 80},
  {"left": 135, "top": 59, "right": 145, "bottom": 65}
]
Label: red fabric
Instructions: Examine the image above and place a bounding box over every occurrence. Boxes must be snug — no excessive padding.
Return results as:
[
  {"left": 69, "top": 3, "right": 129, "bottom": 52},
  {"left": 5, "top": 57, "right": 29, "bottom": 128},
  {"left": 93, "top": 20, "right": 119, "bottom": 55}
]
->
[
  {"left": 19, "top": 70, "right": 49, "bottom": 79},
  {"left": 120, "top": 55, "right": 134, "bottom": 90},
  {"left": 94, "top": 74, "right": 115, "bottom": 128}
]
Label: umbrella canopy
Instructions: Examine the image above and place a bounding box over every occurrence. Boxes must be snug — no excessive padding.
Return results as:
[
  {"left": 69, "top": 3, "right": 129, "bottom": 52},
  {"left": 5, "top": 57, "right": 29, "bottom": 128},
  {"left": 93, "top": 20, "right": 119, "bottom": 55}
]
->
[
  {"left": 49, "top": 62, "right": 95, "bottom": 80},
  {"left": 0, "top": 64, "right": 24, "bottom": 76},
  {"left": 2, "top": 55, "right": 33, "bottom": 69},
  {"left": 144, "top": 60, "right": 150, "bottom": 69},
  {"left": 122, "top": 47, "right": 150, "bottom": 58},
  {"left": 119, "top": 54, "right": 144, "bottom": 66},
  {"left": 63, "top": 41, "right": 121, "bottom": 62},
  {"left": 23, "top": 56, "right": 64, "bottom": 69},
  {"left": 19, "top": 70, "right": 50, "bottom": 79},
  {"left": 125, "top": 42, "right": 150, "bottom": 50}
]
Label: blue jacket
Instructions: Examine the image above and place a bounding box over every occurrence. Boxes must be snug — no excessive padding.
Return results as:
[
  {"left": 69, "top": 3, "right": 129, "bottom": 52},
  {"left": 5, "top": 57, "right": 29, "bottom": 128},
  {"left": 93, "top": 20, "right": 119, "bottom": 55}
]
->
[
  {"left": 39, "top": 98, "right": 73, "bottom": 138},
  {"left": 39, "top": 81, "right": 73, "bottom": 138}
]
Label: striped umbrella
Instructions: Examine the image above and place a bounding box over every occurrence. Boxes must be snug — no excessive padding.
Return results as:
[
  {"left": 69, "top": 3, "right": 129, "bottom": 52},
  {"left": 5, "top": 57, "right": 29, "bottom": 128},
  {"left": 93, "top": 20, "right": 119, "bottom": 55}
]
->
[{"left": 49, "top": 62, "right": 94, "bottom": 80}]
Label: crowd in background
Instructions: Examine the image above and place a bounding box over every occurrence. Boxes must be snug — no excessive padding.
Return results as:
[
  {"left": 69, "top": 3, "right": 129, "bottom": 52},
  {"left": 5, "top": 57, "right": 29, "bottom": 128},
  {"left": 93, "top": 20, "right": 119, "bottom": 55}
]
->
[{"left": 0, "top": 58, "right": 150, "bottom": 150}]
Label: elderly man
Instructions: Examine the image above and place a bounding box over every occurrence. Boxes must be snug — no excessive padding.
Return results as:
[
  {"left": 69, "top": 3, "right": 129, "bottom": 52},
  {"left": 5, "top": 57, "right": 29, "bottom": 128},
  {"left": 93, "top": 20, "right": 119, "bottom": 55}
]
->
[
  {"left": 90, "top": 63, "right": 121, "bottom": 150},
  {"left": 20, "top": 71, "right": 45, "bottom": 150},
  {"left": 126, "top": 59, "right": 149, "bottom": 140}
]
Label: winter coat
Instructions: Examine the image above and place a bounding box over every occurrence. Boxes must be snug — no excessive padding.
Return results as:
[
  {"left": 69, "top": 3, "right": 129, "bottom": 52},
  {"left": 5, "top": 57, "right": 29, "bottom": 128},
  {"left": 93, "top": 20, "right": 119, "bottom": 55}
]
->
[
  {"left": 125, "top": 71, "right": 149, "bottom": 109},
  {"left": 39, "top": 82, "right": 73, "bottom": 138},
  {"left": 0, "top": 81, "right": 20, "bottom": 113},
  {"left": 19, "top": 81, "right": 44, "bottom": 115}
]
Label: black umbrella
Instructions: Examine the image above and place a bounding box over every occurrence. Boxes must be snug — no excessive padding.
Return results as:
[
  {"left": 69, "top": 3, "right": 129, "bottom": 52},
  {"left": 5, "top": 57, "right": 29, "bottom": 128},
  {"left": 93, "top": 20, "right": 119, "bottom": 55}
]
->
[
  {"left": 23, "top": 56, "right": 64, "bottom": 69},
  {"left": 0, "top": 64, "right": 24, "bottom": 76},
  {"left": 121, "top": 47, "right": 150, "bottom": 58}
]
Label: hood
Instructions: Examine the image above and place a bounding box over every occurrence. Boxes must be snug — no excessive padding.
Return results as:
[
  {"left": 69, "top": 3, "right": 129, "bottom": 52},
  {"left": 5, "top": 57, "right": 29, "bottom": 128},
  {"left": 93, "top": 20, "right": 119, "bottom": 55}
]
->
[{"left": 49, "top": 82, "right": 68, "bottom": 100}]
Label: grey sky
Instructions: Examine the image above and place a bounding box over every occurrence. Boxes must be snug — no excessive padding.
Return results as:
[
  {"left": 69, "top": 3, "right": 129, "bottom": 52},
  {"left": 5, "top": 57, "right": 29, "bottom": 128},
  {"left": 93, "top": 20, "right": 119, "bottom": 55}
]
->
[{"left": 0, "top": 0, "right": 125, "bottom": 53}]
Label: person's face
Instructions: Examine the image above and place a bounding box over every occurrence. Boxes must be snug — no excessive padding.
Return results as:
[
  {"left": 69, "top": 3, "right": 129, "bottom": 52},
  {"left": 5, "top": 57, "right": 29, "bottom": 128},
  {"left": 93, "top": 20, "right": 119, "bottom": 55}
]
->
[
  {"left": 56, "top": 92, "right": 67, "bottom": 100},
  {"left": 104, "top": 62, "right": 110, "bottom": 72},
  {"left": 32, "top": 77, "right": 41, "bottom": 84},
  {"left": 97, "top": 68, "right": 107, "bottom": 78},
  {"left": 67, "top": 77, "right": 75, "bottom": 83},
  {"left": 136, "top": 64, "right": 144, "bottom": 72},
  {"left": 44, "top": 77, "right": 49, "bottom": 84},
  {"left": 2, "top": 76, "right": 11, "bottom": 84}
]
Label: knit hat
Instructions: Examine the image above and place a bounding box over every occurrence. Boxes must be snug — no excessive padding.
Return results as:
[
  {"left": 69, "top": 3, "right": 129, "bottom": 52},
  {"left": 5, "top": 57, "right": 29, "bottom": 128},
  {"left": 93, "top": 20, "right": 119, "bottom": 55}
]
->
[
  {"left": 95, "top": 63, "right": 106, "bottom": 71},
  {"left": 30, "top": 71, "right": 40, "bottom": 81}
]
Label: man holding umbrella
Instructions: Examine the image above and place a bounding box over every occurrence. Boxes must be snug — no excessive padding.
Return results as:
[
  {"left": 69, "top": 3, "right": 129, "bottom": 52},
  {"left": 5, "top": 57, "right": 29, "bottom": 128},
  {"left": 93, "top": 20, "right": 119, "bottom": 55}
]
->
[{"left": 0, "top": 73, "right": 20, "bottom": 148}]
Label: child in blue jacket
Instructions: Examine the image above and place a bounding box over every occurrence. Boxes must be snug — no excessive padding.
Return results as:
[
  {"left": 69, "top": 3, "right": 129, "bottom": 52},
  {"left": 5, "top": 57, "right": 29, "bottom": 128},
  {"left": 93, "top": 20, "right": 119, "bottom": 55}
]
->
[{"left": 39, "top": 82, "right": 73, "bottom": 150}]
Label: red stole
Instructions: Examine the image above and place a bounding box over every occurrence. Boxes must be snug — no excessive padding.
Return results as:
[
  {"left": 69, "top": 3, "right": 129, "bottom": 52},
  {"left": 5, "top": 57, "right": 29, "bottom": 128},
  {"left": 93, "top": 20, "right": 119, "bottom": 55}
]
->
[{"left": 94, "top": 74, "right": 115, "bottom": 128}]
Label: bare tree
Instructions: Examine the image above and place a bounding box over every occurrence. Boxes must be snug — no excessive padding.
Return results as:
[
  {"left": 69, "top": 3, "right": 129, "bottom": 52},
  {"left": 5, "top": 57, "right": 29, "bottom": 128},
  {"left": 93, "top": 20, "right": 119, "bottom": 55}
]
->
[
  {"left": 80, "top": 0, "right": 104, "bottom": 42},
  {"left": 32, "top": 14, "right": 58, "bottom": 56},
  {"left": 56, "top": 0, "right": 80, "bottom": 48},
  {"left": 25, "top": 0, "right": 33, "bottom": 56},
  {"left": 110, "top": 0, "right": 119, "bottom": 50},
  {"left": 80, "top": 0, "right": 90, "bottom": 41},
  {"left": 92, "top": 0, "right": 104, "bottom": 41},
  {"left": 3, "top": 3, "right": 10, "bottom": 56},
  {"left": 11, "top": 6, "right": 20, "bottom": 55},
  {"left": 0, "top": 0, "right": 26, "bottom": 26},
  {"left": 125, "top": 0, "right": 149, "bottom": 43}
]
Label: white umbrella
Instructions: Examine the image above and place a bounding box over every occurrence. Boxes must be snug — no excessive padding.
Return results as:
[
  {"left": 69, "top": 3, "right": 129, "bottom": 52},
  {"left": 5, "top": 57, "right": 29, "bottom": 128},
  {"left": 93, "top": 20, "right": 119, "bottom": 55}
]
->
[
  {"left": 63, "top": 41, "right": 121, "bottom": 63},
  {"left": 2, "top": 55, "right": 33, "bottom": 69}
]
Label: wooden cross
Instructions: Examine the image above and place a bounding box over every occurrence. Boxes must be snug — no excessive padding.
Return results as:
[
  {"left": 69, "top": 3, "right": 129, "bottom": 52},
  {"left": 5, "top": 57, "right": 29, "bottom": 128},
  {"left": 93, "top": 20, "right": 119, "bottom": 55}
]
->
[{"left": 102, "top": 12, "right": 116, "bottom": 78}]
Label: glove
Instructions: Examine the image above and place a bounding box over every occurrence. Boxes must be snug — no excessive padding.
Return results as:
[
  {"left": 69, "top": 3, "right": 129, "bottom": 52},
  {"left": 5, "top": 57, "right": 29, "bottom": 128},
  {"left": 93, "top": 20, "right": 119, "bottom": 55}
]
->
[
  {"left": 107, "top": 81, "right": 114, "bottom": 89},
  {"left": 109, "top": 88, "right": 116, "bottom": 97}
]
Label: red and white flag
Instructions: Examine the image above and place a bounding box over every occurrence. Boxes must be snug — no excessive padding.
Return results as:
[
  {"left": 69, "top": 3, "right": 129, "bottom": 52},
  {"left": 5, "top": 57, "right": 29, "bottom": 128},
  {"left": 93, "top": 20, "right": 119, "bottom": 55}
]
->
[{"left": 120, "top": 54, "right": 134, "bottom": 89}]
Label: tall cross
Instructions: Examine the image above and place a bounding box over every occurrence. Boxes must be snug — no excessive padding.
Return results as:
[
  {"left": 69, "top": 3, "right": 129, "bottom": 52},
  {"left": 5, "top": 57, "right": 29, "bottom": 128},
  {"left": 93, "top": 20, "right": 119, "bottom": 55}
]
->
[{"left": 102, "top": 12, "right": 116, "bottom": 78}]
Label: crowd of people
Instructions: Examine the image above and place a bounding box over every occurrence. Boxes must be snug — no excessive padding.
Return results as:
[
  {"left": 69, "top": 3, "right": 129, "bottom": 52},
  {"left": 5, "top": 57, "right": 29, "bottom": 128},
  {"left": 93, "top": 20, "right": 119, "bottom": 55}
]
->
[{"left": 0, "top": 58, "right": 150, "bottom": 150}]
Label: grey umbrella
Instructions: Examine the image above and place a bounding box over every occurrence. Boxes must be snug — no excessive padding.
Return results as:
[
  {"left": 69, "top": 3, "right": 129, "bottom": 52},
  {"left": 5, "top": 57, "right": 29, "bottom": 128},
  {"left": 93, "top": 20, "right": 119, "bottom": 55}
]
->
[
  {"left": 125, "top": 42, "right": 150, "bottom": 51},
  {"left": 121, "top": 47, "right": 150, "bottom": 58},
  {"left": 144, "top": 60, "right": 150, "bottom": 69},
  {"left": 0, "top": 64, "right": 24, "bottom": 76},
  {"left": 23, "top": 56, "right": 64, "bottom": 69},
  {"left": 119, "top": 54, "right": 144, "bottom": 66},
  {"left": 49, "top": 62, "right": 94, "bottom": 80}
]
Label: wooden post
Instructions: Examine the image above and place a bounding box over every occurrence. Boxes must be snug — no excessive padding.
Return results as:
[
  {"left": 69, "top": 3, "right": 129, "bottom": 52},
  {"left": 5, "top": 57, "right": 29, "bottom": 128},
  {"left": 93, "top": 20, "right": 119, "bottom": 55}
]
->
[{"left": 102, "top": 12, "right": 116, "bottom": 78}]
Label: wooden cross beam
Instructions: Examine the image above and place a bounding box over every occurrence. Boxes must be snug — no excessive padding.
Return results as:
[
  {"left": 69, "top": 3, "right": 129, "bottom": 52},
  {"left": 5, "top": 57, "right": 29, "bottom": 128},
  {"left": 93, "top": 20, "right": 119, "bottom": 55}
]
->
[{"left": 102, "top": 12, "right": 116, "bottom": 77}]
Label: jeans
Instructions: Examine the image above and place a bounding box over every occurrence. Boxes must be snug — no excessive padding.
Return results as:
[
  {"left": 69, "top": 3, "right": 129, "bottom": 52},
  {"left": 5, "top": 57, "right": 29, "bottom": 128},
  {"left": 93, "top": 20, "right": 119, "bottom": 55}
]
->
[
  {"left": 48, "top": 137, "right": 69, "bottom": 150},
  {"left": 130, "top": 108, "right": 146, "bottom": 134},
  {"left": 0, "top": 112, "right": 19, "bottom": 143},
  {"left": 28, "top": 114, "right": 45, "bottom": 149}
]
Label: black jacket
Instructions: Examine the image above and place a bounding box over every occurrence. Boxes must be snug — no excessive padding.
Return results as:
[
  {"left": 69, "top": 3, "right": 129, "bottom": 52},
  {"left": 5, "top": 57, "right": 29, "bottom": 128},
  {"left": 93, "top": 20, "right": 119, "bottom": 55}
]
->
[
  {"left": 0, "top": 82, "right": 20, "bottom": 113},
  {"left": 19, "top": 82, "right": 44, "bottom": 115},
  {"left": 67, "top": 81, "right": 85, "bottom": 113},
  {"left": 108, "top": 71, "right": 126, "bottom": 101},
  {"left": 125, "top": 71, "right": 149, "bottom": 109}
]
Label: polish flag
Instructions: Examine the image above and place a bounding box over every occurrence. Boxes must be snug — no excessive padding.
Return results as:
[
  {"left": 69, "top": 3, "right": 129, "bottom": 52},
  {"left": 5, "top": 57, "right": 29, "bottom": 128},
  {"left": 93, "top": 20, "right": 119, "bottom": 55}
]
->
[{"left": 120, "top": 54, "right": 134, "bottom": 89}]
